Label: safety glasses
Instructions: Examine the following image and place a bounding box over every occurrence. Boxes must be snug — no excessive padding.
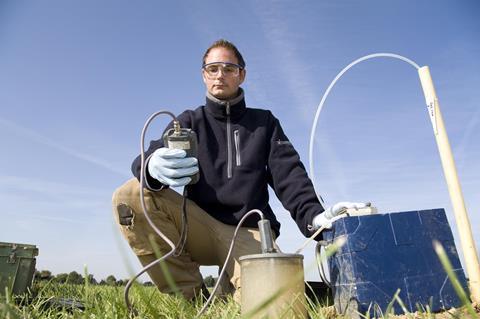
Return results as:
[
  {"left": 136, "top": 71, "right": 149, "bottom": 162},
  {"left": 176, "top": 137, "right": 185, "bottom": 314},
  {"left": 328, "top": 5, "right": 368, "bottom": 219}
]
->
[{"left": 202, "top": 62, "right": 244, "bottom": 79}]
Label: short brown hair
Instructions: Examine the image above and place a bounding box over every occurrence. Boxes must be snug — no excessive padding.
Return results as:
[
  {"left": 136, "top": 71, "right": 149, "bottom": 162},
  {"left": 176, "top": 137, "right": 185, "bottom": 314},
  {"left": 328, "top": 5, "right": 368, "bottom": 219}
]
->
[{"left": 202, "top": 39, "right": 246, "bottom": 68}]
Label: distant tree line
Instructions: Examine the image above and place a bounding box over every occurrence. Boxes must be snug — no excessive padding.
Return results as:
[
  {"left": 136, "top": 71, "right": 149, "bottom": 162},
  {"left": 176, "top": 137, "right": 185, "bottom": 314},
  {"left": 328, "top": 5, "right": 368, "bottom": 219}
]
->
[
  {"left": 203, "top": 275, "right": 216, "bottom": 287},
  {"left": 35, "top": 269, "right": 217, "bottom": 287},
  {"left": 34, "top": 270, "right": 153, "bottom": 286}
]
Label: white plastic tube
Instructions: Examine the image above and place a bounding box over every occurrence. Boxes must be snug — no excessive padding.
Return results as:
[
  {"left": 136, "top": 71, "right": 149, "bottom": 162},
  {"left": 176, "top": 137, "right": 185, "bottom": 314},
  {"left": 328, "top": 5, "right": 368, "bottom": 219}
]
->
[{"left": 308, "top": 53, "right": 420, "bottom": 204}]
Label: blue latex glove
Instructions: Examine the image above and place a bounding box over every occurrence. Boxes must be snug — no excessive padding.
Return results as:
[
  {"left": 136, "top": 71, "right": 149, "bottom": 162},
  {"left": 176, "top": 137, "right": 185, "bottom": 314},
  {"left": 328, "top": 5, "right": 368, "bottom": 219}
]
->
[
  {"left": 147, "top": 147, "right": 199, "bottom": 187},
  {"left": 312, "top": 202, "right": 369, "bottom": 230}
]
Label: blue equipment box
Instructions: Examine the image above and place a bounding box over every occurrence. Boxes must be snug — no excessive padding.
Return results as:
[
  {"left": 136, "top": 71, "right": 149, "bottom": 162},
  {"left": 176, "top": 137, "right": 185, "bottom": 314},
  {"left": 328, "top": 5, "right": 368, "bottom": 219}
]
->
[{"left": 322, "top": 208, "right": 469, "bottom": 318}]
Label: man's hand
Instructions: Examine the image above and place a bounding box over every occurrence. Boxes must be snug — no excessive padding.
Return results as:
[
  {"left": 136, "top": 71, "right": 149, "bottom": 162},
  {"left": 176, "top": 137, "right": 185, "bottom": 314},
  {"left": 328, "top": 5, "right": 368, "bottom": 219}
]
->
[
  {"left": 147, "top": 147, "right": 199, "bottom": 187},
  {"left": 312, "top": 202, "right": 369, "bottom": 230}
]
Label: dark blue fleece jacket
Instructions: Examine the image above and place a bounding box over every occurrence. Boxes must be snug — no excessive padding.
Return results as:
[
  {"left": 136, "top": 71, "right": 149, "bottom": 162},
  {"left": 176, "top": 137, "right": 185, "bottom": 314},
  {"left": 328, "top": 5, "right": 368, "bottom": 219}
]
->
[{"left": 131, "top": 89, "right": 324, "bottom": 237}]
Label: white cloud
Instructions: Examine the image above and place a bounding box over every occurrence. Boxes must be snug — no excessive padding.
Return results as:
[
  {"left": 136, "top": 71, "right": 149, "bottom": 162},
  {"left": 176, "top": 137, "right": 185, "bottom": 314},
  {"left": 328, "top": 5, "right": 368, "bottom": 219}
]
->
[
  {"left": 0, "top": 175, "right": 111, "bottom": 226},
  {"left": 0, "top": 117, "right": 130, "bottom": 177},
  {"left": 454, "top": 107, "right": 480, "bottom": 169},
  {"left": 3, "top": 211, "right": 89, "bottom": 224},
  {"left": 252, "top": 1, "right": 320, "bottom": 123}
]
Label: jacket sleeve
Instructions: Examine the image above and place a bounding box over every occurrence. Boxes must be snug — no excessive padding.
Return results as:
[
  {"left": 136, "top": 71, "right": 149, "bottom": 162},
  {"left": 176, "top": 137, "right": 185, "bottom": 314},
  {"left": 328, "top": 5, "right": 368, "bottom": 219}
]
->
[
  {"left": 266, "top": 112, "right": 325, "bottom": 237},
  {"left": 131, "top": 111, "right": 192, "bottom": 191}
]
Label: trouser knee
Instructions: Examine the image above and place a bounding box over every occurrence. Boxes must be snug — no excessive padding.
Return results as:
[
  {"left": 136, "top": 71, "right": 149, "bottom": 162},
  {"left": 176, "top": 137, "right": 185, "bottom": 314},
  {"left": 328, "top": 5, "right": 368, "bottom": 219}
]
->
[{"left": 112, "top": 178, "right": 168, "bottom": 256}]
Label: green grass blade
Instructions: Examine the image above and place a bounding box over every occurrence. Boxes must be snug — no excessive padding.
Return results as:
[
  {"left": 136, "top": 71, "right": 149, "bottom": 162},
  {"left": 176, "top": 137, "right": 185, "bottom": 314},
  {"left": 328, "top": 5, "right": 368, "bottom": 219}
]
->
[
  {"left": 148, "top": 234, "right": 180, "bottom": 296},
  {"left": 433, "top": 240, "right": 477, "bottom": 319}
]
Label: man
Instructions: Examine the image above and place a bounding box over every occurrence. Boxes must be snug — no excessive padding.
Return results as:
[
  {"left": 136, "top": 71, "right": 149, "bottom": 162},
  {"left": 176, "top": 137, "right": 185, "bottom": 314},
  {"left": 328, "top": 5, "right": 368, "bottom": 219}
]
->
[{"left": 112, "top": 39, "right": 365, "bottom": 301}]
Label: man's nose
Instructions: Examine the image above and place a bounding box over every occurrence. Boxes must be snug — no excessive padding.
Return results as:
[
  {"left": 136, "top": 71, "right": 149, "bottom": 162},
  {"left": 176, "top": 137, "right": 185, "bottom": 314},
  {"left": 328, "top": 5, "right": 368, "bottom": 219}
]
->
[{"left": 213, "top": 67, "right": 227, "bottom": 78}]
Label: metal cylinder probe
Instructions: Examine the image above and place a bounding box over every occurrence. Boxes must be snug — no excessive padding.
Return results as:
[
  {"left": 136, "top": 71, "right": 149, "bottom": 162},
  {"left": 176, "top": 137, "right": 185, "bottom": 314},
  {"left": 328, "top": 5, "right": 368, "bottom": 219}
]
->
[{"left": 258, "top": 219, "right": 276, "bottom": 253}]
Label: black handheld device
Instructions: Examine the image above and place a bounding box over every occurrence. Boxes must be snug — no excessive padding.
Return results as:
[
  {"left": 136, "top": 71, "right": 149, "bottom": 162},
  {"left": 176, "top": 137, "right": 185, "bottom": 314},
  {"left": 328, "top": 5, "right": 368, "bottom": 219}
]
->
[{"left": 162, "top": 121, "right": 199, "bottom": 184}]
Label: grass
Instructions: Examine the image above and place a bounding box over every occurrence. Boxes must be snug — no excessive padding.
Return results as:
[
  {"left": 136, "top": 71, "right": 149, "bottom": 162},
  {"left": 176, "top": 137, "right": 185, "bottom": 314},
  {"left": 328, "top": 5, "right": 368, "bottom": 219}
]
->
[
  {"left": 1, "top": 281, "right": 339, "bottom": 318},
  {"left": 1, "top": 280, "right": 240, "bottom": 319},
  {"left": 1, "top": 241, "right": 478, "bottom": 318},
  {"left": 0, "top": 278, "right": 309, "bottom": 318},
  {"left": 1, "top": 277, "right": 477, "bottom": 318}
]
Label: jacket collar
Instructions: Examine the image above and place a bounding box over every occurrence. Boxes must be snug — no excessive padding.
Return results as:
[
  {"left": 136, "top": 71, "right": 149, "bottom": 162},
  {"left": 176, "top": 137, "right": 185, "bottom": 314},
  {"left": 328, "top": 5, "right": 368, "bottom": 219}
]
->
[{"left": 205, "top": 88, "right": 246, "bottom": 120}]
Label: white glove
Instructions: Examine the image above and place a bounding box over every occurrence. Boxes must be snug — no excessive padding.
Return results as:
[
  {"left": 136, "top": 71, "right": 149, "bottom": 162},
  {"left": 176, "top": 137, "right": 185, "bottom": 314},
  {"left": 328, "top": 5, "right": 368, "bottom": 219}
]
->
[
  {"left": 147, "top": 147, "right": 199, "bottom": 187},
  {"left": 312, "top": 202, "right": 369, "bottom": 230}
]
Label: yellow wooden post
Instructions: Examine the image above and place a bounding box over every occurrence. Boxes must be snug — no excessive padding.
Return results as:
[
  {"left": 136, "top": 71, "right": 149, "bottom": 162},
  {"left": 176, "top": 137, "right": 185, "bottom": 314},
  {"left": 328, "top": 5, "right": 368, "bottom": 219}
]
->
[{"left": 418, "top": 66, "right": 480, "bottom": 303}]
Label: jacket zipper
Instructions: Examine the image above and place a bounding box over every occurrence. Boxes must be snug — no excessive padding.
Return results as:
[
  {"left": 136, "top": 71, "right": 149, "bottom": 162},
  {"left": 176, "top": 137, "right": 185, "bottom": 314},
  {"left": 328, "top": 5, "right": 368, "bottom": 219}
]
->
[
  {"left": 234, "top": 129, "right": 241, "bottom": 166},
  {"left": 226, "top": 103, "right": 232, "bottom": 178}
]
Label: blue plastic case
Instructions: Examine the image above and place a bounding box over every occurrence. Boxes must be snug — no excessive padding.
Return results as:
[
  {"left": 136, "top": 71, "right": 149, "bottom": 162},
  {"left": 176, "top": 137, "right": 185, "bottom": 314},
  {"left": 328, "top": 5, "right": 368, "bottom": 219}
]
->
[{"left": 322, "top": 208, "right": 469, "bottom": 318}]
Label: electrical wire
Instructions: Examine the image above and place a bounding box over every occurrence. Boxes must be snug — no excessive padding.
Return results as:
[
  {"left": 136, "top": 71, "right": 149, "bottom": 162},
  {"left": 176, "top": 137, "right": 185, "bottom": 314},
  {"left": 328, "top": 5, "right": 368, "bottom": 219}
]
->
[
  {"left": 294, "top": 213, "right": 347, "bottom": 254},
  {"left": 315, "top": 241, "right": 330, "bottom": 287},
  {"left": 294, "top": 214, "right": 346, "bottom": 289},
  {"left": 173, "top": 188, "right": 189, "bottom": 257},
  {"left": 124, "top": 110, "right": 189, "bottom": 314},
  {"left": 196, "top": 209, "right": 264, "bottom": 318}
]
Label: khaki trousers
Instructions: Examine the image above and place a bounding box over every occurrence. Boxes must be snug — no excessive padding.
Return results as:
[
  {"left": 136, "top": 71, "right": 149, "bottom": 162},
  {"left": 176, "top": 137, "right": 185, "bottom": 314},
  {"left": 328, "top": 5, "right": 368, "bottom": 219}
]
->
[{"left": 112, "top": 178, "right": 270, "bottom": 301}]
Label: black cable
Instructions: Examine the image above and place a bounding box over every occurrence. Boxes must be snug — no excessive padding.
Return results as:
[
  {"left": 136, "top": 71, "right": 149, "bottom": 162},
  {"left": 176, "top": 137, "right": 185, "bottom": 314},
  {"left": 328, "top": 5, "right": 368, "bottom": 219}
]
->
[
  {"left": 315, "top": 241, "right": 331, "bottom": 288},
  {"left": 174, "top": 188, "right": 188, "bottom": 257},
  {"left": 124, "top": 110, "right": 189, "bottom": 315}
]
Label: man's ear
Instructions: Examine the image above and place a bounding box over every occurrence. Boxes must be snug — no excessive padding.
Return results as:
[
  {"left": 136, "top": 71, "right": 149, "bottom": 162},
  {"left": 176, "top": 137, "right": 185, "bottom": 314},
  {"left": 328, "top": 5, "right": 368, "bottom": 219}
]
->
[
  {"left": 239, "top": 68, "right": 246, "bottom": 84},
  {"left": 202, "top": 70, "right": 208, "bottom": 84}
]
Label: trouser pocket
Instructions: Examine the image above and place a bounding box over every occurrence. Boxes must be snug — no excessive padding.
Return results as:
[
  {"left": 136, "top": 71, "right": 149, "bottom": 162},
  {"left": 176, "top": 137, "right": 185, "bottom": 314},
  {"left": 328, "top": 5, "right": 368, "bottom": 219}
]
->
[{"left": 112, "top": 179, "right": 160, "bottom": 256}]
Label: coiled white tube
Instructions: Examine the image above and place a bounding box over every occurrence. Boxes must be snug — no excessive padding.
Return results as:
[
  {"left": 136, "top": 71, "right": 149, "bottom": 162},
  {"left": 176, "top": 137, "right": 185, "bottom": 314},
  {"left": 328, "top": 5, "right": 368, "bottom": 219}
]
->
[{"left": 308, "top": 53, "right": 420, "bottom": 204}]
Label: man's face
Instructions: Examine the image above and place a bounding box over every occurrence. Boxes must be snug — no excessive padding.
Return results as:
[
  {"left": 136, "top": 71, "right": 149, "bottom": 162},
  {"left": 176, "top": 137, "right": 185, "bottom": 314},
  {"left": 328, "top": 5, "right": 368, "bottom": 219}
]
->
[{"left": 202, "top": 47, "right": 245, "bottom": 100}]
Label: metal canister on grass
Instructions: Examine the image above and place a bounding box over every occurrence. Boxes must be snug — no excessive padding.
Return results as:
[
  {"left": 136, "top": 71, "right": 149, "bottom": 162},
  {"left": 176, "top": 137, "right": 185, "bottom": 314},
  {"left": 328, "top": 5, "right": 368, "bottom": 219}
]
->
[{"left": 239, "top": 252, "right": 306, "bottom": 318}]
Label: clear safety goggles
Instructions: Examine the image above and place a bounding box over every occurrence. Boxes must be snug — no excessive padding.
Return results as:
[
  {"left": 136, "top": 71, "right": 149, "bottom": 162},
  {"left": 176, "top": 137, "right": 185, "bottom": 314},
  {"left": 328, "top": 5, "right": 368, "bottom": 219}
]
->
[{"left": 202, "top": 62, "right": 244, "bottom": 79}]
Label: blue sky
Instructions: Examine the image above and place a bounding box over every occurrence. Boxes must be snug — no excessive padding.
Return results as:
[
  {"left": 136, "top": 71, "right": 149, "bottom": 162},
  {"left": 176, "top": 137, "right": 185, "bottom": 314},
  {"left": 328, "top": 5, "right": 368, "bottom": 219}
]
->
[{"left": 1, "top": 1, "right": 479, "bottom": 282}]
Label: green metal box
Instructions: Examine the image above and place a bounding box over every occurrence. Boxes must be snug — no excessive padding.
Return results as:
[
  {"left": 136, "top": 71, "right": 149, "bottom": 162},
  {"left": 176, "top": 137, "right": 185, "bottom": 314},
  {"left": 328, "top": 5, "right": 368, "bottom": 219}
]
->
[{"left": 0, "top": 242, "right": 38, "bottom": 296}]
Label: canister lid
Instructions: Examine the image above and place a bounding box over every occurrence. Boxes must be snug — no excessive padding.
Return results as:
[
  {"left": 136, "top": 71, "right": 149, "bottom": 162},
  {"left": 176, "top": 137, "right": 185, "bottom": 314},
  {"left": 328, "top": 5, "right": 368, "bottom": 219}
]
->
[{"left": 239, "top": 252, "right": 303, "bottom": 261}]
